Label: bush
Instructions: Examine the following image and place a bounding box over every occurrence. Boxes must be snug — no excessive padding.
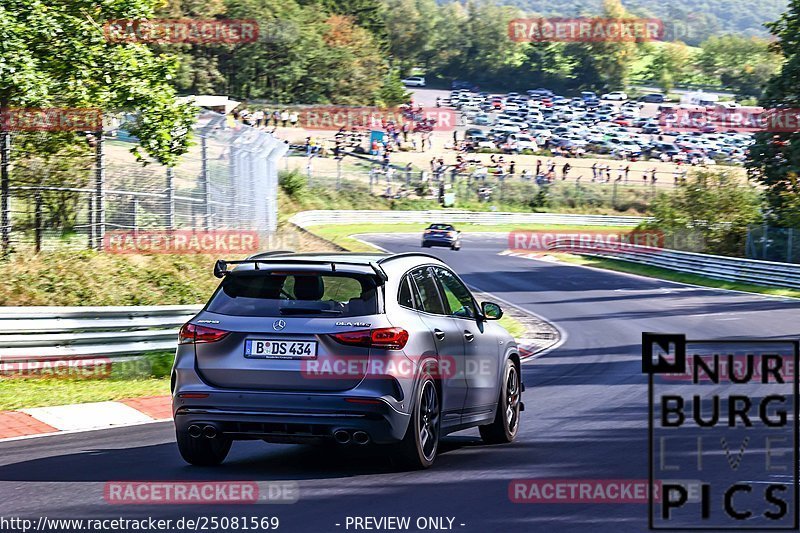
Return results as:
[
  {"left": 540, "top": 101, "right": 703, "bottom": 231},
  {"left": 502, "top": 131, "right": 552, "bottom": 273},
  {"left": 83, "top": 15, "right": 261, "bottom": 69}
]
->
[
  {"left": 644, "top": 169, "right": 763, "bottom": 256},
  {"left": 279, "top": 169, "right": 306, "bottom": 196}
]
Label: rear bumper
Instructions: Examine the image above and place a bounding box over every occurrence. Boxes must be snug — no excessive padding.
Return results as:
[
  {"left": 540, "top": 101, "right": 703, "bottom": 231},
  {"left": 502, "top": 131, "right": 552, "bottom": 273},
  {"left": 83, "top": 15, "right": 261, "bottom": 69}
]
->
[
  {"left": 422, "top": 237, "right": 457, "bottom": 247},
  {"left": 173, "top": 363, "right": 412, "bottom": 444},
  {"left": 174, "top": 401, "right": 408, "bottom": 444}
]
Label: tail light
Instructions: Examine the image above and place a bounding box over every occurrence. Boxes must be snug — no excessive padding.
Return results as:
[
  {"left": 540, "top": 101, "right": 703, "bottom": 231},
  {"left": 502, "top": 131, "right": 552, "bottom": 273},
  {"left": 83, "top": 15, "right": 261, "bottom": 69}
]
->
[
  {"left": 179, "top": 323, "right": 230, "bottom": 344},
  {"left": 446, "top": 231, "right": 456, "bottom": 238},
  {"left": 331, "top": 327, "right": 409, "bottom": 350}
]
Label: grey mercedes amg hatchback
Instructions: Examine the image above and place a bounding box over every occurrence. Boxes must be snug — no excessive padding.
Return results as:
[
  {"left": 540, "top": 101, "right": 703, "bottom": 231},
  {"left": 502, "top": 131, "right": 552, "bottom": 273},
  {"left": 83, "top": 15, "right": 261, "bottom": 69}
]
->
[{"left": 172, "top": 251, "right": 522, "bottom": 469}]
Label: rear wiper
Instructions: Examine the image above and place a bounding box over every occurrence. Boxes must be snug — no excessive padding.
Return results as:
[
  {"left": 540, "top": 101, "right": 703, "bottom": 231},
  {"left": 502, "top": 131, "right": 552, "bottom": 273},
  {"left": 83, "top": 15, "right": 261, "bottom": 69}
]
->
[{"left": 279, "top": 307, "right": 343, "bottom": 315}]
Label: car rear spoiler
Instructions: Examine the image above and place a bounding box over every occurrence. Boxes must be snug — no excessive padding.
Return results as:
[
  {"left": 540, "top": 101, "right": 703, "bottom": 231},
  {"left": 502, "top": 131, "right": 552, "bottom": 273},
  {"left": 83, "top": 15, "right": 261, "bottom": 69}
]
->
[{"left": 213, "top": 258, "right": 388, "bottom": 283}]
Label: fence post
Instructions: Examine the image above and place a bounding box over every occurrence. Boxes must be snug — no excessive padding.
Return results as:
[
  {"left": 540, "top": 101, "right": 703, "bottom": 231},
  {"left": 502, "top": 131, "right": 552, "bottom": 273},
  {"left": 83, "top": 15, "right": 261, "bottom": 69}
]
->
[
  {"left": 34, "top": 191, "right": 42, "bottom": 253},
  {"left": 1, "top": 128, "right": 10, "bottom": 255},
  {"left": 87, "top": 193, "right": 94, "bottom": 250},
  {"left": 763, "top": 224, "right": 769, "bottom": 260},
  {"left": 611, "top": 180, "right": 618, "bottom": 209},
  {"left": 788, "top": 228, "right": 793, "bottom": 263},
  {"left": 166, "top": 166, "right": 175, "bottom": 230},
  {"left": 200, "top": 134, "right": 211, "bottom": 231},
  {"left": 94, "top": 130, "right": 105, "bottom": 250},
  {"left": 132, "top": 197, "right": 139, "bottom": 234},
  {"left": 336, "top": 158, "right": 342, "bottom": 190}
]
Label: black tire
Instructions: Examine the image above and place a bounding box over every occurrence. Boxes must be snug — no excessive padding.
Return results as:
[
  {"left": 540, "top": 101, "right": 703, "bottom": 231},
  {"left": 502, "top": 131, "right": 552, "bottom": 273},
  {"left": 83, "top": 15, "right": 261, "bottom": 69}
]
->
[
  {"left": 396, "top": 374, "right": 440, "bottom": 469},
  {"left": 479, "top": 359, "right": 521, "bottom": 444},
  {"left": 451, "top": 242, "right": 461, "bottom": 251},
  {"left": 176, "top": 430, "right": 232, "bottom": 466},
  {"left": 422, "top": 242, "right": 430, "bottom": 248}
]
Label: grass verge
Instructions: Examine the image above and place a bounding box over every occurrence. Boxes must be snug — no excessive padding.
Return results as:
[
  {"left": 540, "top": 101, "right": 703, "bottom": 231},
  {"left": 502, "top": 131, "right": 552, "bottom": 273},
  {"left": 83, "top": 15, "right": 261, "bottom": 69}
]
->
[
  {"left": 0, "top": 352, "right": 173, "bottom": 410},
  {"left": 307, "top": 223, "right": 633, "bottom": 253},
  {"left": 555, "top": 254, "right": 800, "bottom": 299},
  {"left": 0, "top": 378, "right": 170, "bottom": 411}
]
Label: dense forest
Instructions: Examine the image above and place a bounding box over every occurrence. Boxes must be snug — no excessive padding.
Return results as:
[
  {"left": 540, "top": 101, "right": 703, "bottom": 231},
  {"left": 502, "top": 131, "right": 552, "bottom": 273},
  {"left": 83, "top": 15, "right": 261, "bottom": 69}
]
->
[
  {"left": 498, "top": 0, "right": 785, "bottom": 45},
  {"left": 154, "top": 0, "right": 782, "bottom": 101}
]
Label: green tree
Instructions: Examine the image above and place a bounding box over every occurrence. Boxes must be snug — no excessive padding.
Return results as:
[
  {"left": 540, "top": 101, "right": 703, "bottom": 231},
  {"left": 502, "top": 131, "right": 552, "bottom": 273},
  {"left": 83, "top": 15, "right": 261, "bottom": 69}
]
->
[
  {"left": 0, "top": 0, "right": 195, "bottom": 166},
  {"left": 697, "top": 35, "right": 781, "bottom": 97},
  {"left": 646, "top": 170, "right": 763, "bottom": 256},
  {"left": 563, "top": 0, "right": 639, "bottom": 91},
  {"left": 382, "top": 0, "right": 439, "bottom": 74},
  {"left": 643, "top": 42, "right": 697, "bottom": 92},
  {"left": 746, "top": 0, "right": 800, "bottom": 227}
]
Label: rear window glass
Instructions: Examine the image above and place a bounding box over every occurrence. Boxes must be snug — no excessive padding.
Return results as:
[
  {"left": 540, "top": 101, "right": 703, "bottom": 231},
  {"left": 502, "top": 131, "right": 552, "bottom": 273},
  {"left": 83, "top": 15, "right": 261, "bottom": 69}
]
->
[
  {"left": 206, "top": 272, "right": 378, "bottom": 317},
  {"left": 428, "top": 224, "right": 454, "bottom": 231}
]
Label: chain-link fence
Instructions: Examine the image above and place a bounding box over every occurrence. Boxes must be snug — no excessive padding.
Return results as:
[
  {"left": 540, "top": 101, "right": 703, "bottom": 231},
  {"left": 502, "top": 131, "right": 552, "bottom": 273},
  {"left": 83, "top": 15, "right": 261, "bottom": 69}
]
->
[
  {"left": 747, "top": 225, "right": 800, "bottom": 264},
  {"left": 1, "top": 110, "right": 287, "bottom": 253},
  {"left": 282, "top": 151, "right": 662, "bottom": 213}
]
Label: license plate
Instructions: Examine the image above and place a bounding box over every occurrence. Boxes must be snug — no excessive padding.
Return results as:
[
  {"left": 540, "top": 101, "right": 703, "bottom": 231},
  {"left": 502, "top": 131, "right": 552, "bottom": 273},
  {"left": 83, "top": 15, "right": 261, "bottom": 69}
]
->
[{"left": 244, "top": 339, "right": 317, "bottom": 359}]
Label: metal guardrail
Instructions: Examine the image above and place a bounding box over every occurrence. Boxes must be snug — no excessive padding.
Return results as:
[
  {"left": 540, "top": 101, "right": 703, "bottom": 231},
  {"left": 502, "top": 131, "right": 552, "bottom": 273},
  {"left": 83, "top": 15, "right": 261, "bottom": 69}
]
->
[
  {"left": 548, "top": 239, "right": 800, "bottom": 289},
  {"left": 0, "top": 305, "right": 201, "bottom": 361},
  {"left": 290, "top": 210, "right": 648, "bottom": 228}
]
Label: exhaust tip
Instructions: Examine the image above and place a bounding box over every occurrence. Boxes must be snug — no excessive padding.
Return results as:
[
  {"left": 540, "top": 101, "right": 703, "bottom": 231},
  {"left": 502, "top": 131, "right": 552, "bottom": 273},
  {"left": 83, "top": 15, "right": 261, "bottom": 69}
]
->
[
  {"left": 352, "top": 431, "right": 370, "bottom": 445},
  {"left": 188, "top": 424, "right": 202, "bottom": 438},
  {"left": 202, "top": 425, "right": 218, "bottom": 439},
  {"left": 333, "top": 429, "right": 351, "bottom": 445}
]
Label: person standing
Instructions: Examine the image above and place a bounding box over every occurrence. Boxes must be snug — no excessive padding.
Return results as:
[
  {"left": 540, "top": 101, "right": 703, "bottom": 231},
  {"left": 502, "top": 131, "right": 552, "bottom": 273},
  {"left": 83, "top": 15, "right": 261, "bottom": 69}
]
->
[
  {"left": 289, "top": 110, "right": 299, "bottom": 127},
  {"left": 562, "top": 162, "right": 571, "bottom": 180}
]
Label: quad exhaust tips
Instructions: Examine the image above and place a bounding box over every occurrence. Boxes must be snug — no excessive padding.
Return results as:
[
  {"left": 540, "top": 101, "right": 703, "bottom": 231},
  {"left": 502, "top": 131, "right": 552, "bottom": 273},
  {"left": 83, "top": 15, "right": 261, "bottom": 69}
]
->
[{"left": 188, "top": 424, "right": 218, "bottom": 439}]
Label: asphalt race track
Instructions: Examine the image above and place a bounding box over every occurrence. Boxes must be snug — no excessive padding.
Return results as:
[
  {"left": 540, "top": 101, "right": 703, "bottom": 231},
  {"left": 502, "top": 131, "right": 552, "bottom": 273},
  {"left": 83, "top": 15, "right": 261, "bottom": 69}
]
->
[{"left": 2, "top": 232, "right": 799, "bottom": 532}]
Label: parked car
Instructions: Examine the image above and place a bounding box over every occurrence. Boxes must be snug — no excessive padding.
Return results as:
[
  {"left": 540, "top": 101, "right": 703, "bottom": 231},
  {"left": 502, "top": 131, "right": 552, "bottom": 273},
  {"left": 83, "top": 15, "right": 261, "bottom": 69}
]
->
[
  {"left": 473, "top": 112, "right": 491, "bottom": 125},
  {"left": 504, "top": 133, "right": 538, "bottom": 152},
  {"left": 639, "top": 93, "right": 665, "bottom": 103},
  {"left": 401, "top": 76, "right": 426, "bottom": 87},
  {"left": 173, "top": 251, "right": 521, "bottom": 469},
  {"left": 452, "top": 80, "right": 474, "bottom": 90},
  {"left": 601, "top": 91, "right": 628, "bottom": 101}
]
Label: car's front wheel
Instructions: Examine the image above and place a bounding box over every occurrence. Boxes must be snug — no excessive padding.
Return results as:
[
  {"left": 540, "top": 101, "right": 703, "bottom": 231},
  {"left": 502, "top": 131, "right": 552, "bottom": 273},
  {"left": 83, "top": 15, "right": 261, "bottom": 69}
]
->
[
  {"left": 176, "top": 429, "right": 232, "bottom": 466},
  {"left": 480, "top": 359, "right": 521, "bottom": 444},
  {"left": 396, "top": 375, "right": 440, "bottom": 469}
]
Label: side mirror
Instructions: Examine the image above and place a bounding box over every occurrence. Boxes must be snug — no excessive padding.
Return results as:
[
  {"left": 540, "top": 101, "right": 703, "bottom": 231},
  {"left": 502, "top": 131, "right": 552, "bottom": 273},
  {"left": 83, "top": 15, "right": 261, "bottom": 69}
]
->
[{"left": 481, "top": 301, "right": 503, "bottom": 320}]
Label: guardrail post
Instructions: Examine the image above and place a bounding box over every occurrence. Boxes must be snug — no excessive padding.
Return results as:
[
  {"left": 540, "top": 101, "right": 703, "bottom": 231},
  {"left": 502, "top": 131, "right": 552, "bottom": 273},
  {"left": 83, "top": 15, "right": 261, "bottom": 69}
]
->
[
  {"left": 336, "top": 158, "right": 342, "bottom": 190},
  {"left": 34, "top": 191, "right": 42, "bottom": 253}
]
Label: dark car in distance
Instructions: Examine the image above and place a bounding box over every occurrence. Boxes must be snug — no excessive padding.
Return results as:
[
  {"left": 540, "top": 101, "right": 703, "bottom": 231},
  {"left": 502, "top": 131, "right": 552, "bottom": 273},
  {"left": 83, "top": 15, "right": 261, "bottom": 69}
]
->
[{"left": 422, "top": 224, "right": 461, "bottom": 250}]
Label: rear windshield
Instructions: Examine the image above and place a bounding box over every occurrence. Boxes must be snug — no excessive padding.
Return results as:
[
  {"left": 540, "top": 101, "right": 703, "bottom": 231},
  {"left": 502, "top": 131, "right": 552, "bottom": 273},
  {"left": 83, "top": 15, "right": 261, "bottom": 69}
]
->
[
  {"left": 206, "top": 271, "right": 379, "bottom": 317},
  {"left": 429, "top": 224, "right": 454, "bottom": 231}
]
